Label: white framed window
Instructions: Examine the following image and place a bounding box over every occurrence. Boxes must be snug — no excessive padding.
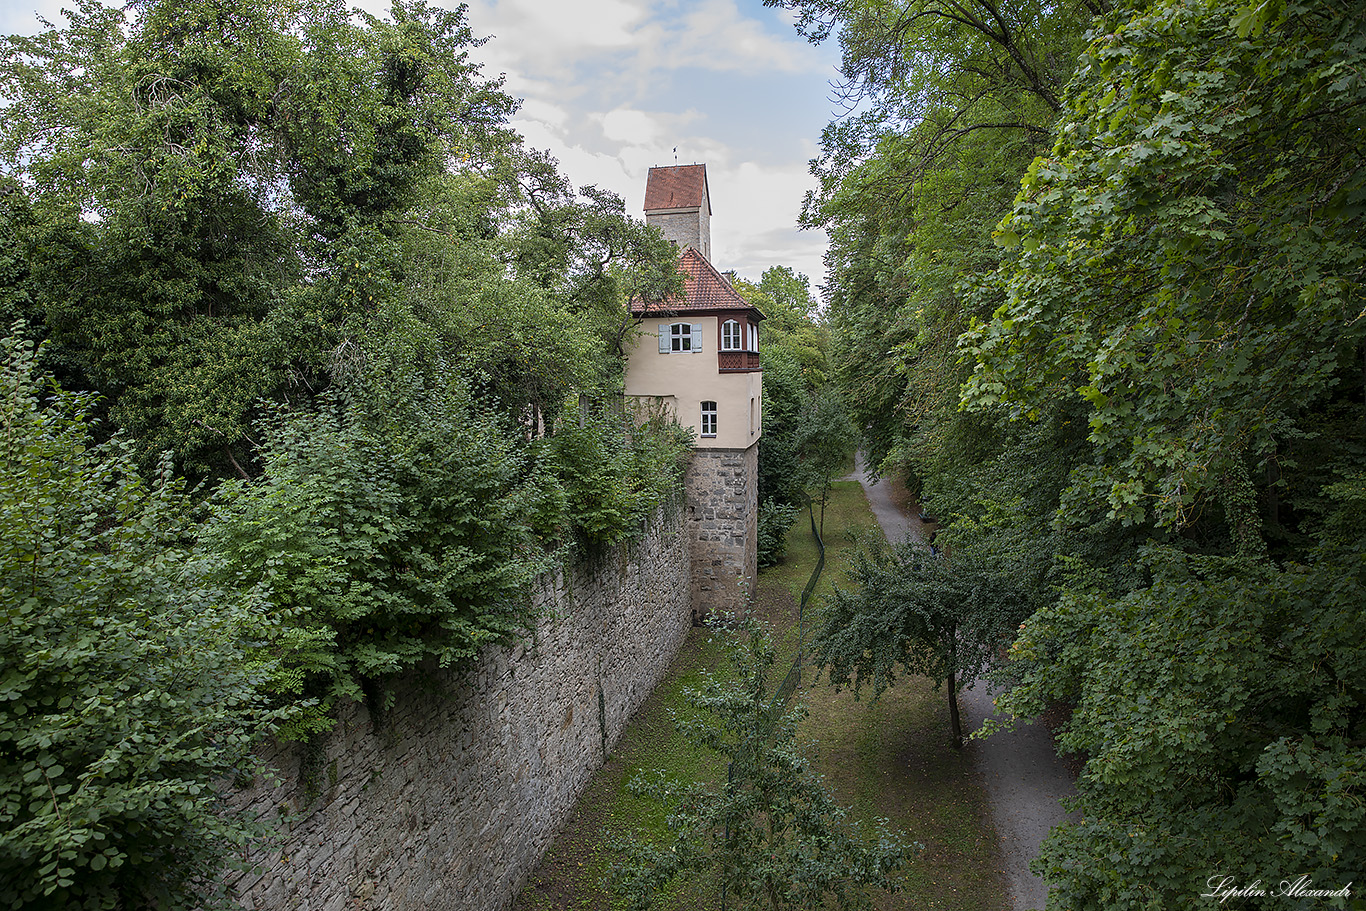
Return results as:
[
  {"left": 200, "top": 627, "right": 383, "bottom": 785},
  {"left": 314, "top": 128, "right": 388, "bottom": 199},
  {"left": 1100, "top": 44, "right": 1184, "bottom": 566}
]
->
[
  {"left": 749, "top": 323, "right": 758, "bottom": 351},
  {"left": 659, "top": 322, "right": 702, "bottom": 353},
  {"left": 721, "top": 319, "right": 743, "bottom": 351},
  {"left": 701, "top": 401, "right": 717, "bottom": 437}
]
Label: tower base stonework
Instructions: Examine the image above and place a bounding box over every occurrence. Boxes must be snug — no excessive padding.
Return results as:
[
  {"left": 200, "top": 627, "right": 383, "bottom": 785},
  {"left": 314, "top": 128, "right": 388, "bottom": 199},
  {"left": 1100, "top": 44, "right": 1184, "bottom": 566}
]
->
[{"left": 684, "top": 443, "right": 759, "bottom": 618}]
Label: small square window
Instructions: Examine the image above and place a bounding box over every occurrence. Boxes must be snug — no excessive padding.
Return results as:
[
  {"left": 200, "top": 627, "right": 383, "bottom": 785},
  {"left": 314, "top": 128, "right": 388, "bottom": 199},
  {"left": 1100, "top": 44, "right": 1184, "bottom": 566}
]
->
[{"left": 671, "top": 323, "right": 691, "bottom": 351}]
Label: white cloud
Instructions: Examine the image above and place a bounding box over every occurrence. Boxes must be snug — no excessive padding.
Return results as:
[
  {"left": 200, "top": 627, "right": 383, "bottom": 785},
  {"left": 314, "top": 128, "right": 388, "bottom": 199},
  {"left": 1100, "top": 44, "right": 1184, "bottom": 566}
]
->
[
  {"left": 664, "top": 0, "right": 814, "bottom": 74},
  {"left": 596, "top": 108, "right": 663, "bottom": 145},
  {"left": 467, "top": 0, "right": 824, "bottom": 92},
  {"left": 707, "top": 160, "right": 826, "bottom": 287},
  {"left": 464, "top": 0, "right": 649, "bottom": 81}
]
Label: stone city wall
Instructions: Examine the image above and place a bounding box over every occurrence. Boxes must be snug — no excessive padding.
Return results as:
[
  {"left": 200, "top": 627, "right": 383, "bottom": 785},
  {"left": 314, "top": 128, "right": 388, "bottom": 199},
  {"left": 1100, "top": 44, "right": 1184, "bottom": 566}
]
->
[{"left": 227, "top": 503, "right": 692, "bottom": 911}]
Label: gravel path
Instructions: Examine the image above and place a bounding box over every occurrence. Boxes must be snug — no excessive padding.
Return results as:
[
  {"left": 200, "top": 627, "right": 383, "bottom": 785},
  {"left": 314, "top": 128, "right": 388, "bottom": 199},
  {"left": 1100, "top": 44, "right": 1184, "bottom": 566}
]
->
[{"left": 845, "top": 456, "right": 1078, "bottom": 911}]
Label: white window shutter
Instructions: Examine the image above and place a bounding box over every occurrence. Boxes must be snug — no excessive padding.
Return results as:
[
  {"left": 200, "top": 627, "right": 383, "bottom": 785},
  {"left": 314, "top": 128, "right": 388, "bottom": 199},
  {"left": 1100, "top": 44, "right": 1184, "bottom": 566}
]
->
[
  {"left": 659, "top": 324, "right": 669, "bottom": 353},
  {"left": 691, "top": 323, "right": 703, "bottom": 352}
]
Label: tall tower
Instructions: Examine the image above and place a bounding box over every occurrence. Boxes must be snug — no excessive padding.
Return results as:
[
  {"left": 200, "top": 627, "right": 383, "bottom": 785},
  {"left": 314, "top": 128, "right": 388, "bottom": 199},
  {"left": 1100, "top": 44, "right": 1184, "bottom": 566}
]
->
[
  {"left": 626, "top": 164, "right": 762, "bottom": 617},
  {"left": 643, "top": 164, "right": 712, "bottom": 262}
]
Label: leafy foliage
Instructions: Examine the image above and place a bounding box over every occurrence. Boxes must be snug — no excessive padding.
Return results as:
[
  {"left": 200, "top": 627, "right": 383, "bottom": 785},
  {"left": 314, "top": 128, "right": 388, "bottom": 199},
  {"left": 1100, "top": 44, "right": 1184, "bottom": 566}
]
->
[
  {"left": 768, "top": 0, "right": 1092, "bottom": 482},
  {"left": 733, "top": 267, "right": 836, "bottom": 511},
  {"left": 202, "top": 356, "right": 567, "bottom": 733},
  {"left": 998, "top": 547, "right": 1366, "bottom": 908},
  {"left": 757, "top": 500, "right": 801, "bottom": 568},
  {"left": 0, "top": 0, "right": 677, "bottom": 481},
  {"left": 963, "top": 0, "right": 1366, "bottom": 531},
  {"left": 0, "top": 332, "right": 277, "bottom": 910},
  {"left": 613, "top": 622, "right": 913, "bottom": 910},
  {"left": 791, "top": 387, "right": 858, "bottom": 534},
  {"left": 785, "top": 0, "right": 1366, "bottom": 902},
  {"left": 0, "top": 0, "right": 695, "bottom": 902},
  {"left": 816, "top": 519, "right": 1038, "bottom": 747},
  {"left": 543, "top": 402, "right": 692, "bottom": 548}
]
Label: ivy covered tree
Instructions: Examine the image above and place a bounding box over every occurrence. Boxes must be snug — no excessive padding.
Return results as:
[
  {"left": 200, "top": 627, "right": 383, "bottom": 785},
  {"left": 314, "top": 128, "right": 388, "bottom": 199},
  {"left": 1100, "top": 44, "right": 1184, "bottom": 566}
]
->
[{"left": 0, "top": 332, "right": 279, "bottom": 909}]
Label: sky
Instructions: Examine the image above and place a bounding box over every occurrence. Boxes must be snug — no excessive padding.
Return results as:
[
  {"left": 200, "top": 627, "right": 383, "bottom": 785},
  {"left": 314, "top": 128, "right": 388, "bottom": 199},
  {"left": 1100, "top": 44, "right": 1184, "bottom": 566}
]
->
[{"left": 1, "top": 0, "right": 849, "bottom": 295}]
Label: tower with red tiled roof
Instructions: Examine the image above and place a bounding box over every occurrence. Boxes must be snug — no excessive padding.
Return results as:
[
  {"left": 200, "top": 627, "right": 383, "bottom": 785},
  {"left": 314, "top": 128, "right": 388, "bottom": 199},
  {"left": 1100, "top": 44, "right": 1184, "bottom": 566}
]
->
[
  {"left": 643, "top": 164, "right": 712, "bottom": 262},
  {"left": 626, "top": 164, "right": 762, "bottom": 617}
]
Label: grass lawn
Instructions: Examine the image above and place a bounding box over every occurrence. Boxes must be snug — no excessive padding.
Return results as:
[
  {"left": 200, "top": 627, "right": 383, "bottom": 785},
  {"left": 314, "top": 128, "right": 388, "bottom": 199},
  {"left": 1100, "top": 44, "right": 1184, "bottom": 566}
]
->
[{"left": 513, "top": 481, "right": 1008, "bottom": 911}]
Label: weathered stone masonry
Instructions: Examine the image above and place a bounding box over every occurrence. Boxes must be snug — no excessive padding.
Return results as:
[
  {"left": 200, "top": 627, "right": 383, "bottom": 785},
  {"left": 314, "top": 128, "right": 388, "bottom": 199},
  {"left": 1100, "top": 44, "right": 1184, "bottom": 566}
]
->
[
  {"left": 685, "top": 443, "right": 758, "bottom": 618},
  {"left": 228, "top": 504, "right": 692, "bottom": 911}
]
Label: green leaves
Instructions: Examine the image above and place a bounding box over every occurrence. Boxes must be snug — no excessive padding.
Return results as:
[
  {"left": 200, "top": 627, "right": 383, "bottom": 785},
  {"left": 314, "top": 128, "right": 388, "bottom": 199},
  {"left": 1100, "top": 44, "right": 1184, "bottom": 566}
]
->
[
  {"left": 0, "top": 331, "right": 277, "bottom": 910},
  {"left": 613, "top": 622, "right": 913, "bottom": 910},
  {"left": 962, "top": 0, "right": 1366, "bottom": 531},
  {"left": 1000, "top": 548, "right": 1366, "bottom": 909},
  {"left": 793, "top": 0, "right": 1365, "bottom": 904},
  {"left": 815, "top": 517, "right": 1038, "bottom": 720},
  {"left": 204, "top": 359, "right": 563, "bottom": 731}
]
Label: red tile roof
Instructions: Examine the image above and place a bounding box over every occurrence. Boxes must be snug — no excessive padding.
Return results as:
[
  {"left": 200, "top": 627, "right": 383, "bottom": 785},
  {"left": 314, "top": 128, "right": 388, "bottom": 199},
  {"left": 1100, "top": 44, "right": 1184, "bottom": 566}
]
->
[
  {"left": 643, "top": 164, "right": 711, "bottom": 212},
  {"left": 632, "top": 247, "right": 765, "bottom": 319}
]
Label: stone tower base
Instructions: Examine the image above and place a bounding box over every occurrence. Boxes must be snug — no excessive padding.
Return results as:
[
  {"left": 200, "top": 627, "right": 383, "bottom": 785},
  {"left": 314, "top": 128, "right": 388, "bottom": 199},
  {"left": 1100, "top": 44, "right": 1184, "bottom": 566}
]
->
[{"left": 685, "top": 443, "right": 759, "bottom": 618}]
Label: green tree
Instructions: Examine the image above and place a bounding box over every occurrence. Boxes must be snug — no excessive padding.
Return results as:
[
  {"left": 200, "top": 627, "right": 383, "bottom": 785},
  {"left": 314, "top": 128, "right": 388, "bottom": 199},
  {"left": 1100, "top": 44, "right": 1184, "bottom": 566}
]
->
[
  {"left": 963, "top": 0, "right": 1366, "bottom": 535},
  {"left": 768, "top": 0, "right": 1095, "bottom": 486},
  {"left": 0, "top": 0, "right": 526, "bottom": 478},
  {"left": 733, "top": 267, "right": 830, "bottom": 510},
  {"left": 792, "top": 386, "right": 857, "bottom": 535},
  {"left": 613, "top": 622, "right": 912, "bottom": 910},
  {"left": 957, "top": 0, "right": 1366, "bottom": 903},
  {"left": 0, "top": 331, "right": 278, "bottom": 909},
  {"left": 778, "top": 0, "right": 1366, "bottom": 902},
  {"left": 998, "top": 547, "right": 1366, "bottom": 908},
  {"left": 815, "top": 512, "right": 1039, "bottom": 748}
]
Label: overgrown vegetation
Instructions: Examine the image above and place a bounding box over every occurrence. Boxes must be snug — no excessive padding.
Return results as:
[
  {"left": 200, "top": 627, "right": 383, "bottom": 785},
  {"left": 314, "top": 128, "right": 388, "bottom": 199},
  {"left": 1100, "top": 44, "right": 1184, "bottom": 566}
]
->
[
  {"left": 779, "top": 0, "right": 1366, "bottom": 903},
  {"left": 0, "top": 0, "right": 692, "bottom": 904},
  {"left": 613, "top": 622, "right": 912, "bottom": 911},
  {"left": 0, "top": 334, "right": 279, "bottom": 909},
  {"left": 515, "top": 482, "right": 1010, "bottom": 911}
]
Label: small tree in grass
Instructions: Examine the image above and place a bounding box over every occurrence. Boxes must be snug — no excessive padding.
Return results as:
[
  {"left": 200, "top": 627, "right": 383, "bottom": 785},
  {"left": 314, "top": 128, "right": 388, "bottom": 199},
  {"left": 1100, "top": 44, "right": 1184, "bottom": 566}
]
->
[
  {"left": 612, "top": 621, "right": 913, "bottom": 910},
  {"left": 814, "top": 521, "right": 1036, "bottom": 748},
  {"left": 792, "top": 388, "right": 856, "bottom": 536}
]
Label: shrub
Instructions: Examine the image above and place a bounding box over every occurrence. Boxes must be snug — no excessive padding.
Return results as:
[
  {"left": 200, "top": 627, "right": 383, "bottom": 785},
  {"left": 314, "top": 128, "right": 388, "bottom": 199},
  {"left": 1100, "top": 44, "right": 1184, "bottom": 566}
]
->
[
  {"left": 0, "top": 332, "right": 277, "bottom": 909},
  {"left": 613, "top": 621, "right": 912, "bottom": 910},
  {"left": 543, "top": 402, "right": 691, "bottom": 548},
  {"left": 757, "top": 499, "right": 800, "bottom": 567},
  {"left": 204, "top": 364, "right": 559, "bottom": 733}
]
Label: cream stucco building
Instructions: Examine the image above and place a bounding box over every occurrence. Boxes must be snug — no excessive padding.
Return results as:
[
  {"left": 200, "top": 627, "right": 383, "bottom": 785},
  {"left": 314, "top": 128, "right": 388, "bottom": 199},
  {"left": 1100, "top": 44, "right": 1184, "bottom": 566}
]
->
[{"left": 625, "top": 164, "right": 763, "bottom": 616}]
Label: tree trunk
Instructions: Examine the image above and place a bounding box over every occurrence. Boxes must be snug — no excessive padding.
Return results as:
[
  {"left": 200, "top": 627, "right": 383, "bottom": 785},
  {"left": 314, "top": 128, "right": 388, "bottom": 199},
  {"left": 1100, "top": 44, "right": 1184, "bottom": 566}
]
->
[
  {"left": 947, "top": 622, "right": 963, "bottom": 749},
  {"left": 947, "top": 665, "right": 963, "bottom": 750}
]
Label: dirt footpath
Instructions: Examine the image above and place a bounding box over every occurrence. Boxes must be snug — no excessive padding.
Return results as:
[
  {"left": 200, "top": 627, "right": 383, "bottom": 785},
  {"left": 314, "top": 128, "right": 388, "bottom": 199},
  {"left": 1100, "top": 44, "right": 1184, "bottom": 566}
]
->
[{"left": 846, "top": 455, "right": 1078, "bottom": 911}]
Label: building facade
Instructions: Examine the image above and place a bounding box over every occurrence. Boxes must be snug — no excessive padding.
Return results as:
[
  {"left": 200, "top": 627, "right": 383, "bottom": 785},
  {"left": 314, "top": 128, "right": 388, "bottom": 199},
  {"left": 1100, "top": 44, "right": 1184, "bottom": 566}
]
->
[{"left": 625, "top": 164, "right": 762, "bottom": 617}]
